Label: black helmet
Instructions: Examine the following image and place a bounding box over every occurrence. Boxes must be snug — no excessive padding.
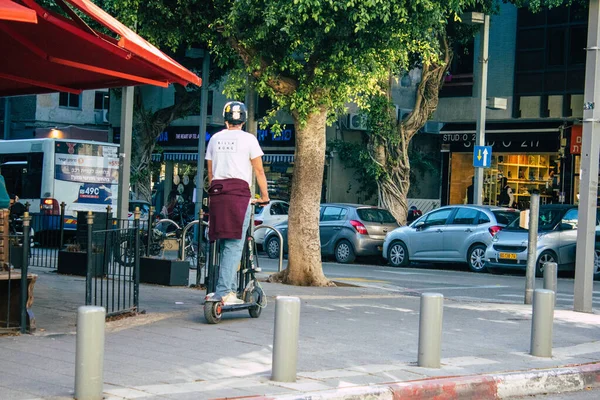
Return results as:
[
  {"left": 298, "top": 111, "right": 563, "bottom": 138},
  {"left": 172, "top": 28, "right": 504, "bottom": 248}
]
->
[{"left": 223, "top": 101, "right": 247, "bottom": 125}]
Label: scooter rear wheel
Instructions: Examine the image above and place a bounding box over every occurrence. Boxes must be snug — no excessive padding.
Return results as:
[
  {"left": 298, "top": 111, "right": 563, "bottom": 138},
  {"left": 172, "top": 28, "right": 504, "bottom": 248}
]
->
[{"left": 204, "top": 301, "right": 222, "bottom": 324}]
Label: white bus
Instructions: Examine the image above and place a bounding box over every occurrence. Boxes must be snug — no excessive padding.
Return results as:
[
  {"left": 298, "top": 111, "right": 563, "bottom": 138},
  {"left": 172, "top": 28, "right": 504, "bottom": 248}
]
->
[{"left": 0, "top": 138, "right": 119, "bottom": 231}]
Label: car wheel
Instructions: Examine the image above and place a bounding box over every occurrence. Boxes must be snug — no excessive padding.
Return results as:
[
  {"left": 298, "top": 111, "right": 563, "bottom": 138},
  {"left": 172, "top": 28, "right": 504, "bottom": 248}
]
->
[
  {"left": 335, "top": 240, "right": 356, "bottom": 264},
  {"left": 594, "top": 248, "right": 600, "bottom": 281},
  {"left": 536, "top": 251, "right": 557, "bottom": 278},
  {"left": 265, "top": 236, "right": 281, "bottom": 259},
  {"left": 467, "top": 244, "right": 487, "bottom": 273},
  {"left": 388, "top": 241, "right": 409, "bottom": 267}
]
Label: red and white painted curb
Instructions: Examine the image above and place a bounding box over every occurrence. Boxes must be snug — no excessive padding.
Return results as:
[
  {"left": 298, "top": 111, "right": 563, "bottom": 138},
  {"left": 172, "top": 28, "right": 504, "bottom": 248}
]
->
[{"left": 233, "top": 362, "right": 600, "bottom": 400}]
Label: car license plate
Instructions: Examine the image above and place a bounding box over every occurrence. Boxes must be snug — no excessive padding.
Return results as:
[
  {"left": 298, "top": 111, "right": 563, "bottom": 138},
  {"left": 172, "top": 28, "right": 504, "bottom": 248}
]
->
[{"left": 499, "top": 252, "right": 517, "bottom": 260}]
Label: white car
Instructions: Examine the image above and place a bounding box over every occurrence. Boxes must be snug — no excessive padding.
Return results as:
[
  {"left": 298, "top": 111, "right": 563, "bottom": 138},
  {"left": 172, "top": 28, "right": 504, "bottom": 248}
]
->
[{"left": 254, "top": 200, "right": 289, "bottom": 246}]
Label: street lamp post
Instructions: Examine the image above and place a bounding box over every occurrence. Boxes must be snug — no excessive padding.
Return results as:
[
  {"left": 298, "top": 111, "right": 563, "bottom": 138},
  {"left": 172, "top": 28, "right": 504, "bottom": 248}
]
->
[
  {"left": 574, "top": 0, "right": 600, "bottom": 313},
  {"left": 463, "top": 12, "right": 490, "bottom": 205}
]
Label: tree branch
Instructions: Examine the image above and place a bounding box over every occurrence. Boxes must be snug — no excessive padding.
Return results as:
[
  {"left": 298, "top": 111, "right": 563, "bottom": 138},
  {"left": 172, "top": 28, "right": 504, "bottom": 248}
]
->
[{"left": 227, "top": 37, "right": 299, "bottom": 96}]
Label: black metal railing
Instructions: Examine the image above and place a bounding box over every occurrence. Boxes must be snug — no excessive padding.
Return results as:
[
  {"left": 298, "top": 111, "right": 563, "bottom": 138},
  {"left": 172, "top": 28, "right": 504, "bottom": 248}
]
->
[
  {"left": 28, "top": 213, "right": 62, "bottom": 269},
  {"left": 85, "top": 212, "right": 140, "bottom": 317}
]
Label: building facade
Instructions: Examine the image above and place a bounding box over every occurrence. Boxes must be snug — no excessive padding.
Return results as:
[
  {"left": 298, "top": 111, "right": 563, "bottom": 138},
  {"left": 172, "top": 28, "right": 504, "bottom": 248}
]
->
[
  {"left": 3, "top": 90, "right": 110, "bottom": 141},
  {"left": 433, "top": 2, "right": 587, "bottom": 208}
]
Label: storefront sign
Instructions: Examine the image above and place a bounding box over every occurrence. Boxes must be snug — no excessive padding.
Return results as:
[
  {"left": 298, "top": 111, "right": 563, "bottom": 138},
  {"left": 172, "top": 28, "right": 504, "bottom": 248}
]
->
[
  {"left": 257, "top": 126, "right": 295, "bottom": 147},
  {"left": 570, "top": 125, "right": 582, "bottom": 154},
  {"left": 442, "top": 132, "right": 560, "bottom": 153}
]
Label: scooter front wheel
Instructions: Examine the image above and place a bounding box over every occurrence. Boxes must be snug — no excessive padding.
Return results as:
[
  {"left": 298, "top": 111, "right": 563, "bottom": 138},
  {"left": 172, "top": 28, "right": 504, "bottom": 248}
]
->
[
  {"left": 204, "top": 301, "right": 222, "bottom": 324},
  {"left": 248, "top": 287, "right": 263, "bottom": 319}
]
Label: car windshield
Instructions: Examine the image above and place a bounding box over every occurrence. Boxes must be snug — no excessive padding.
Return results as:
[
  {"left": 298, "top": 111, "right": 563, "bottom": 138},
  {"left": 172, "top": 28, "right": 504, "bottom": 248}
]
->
[
  {"left": 356, "top": 208, "right": 397, "bottom": 223},
  {"left": 492, "top": 211, "right": 519, "bottom": 226},
  {"left": 505, "top": 208, "right": 565, "bottom": 231}
]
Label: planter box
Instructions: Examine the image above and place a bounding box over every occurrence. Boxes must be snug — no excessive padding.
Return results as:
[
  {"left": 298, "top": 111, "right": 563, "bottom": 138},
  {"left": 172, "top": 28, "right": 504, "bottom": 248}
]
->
[
  {"left": 57, "top": 251, "right": 105, "bottom": 277},
  {"left": 140, "top": 257, "right": 188, "bottom": 286}
]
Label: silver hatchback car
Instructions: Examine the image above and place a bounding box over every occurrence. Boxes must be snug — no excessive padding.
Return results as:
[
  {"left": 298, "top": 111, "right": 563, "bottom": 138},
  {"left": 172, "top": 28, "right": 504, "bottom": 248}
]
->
[
  {"left": 484, "top": 204, "right": 600, "bottom": 277},
  {"left": 382, "top": 205, "right": 519, "bottom": 272},
  {"left": 263, "top": 203, "right": 399, "bottom": 263}
]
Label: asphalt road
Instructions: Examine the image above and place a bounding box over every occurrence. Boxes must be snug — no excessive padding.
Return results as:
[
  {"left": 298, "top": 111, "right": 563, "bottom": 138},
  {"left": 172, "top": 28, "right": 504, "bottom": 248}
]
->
[{"left": 257, "top": 256, "right": 600, "bottom": 309}]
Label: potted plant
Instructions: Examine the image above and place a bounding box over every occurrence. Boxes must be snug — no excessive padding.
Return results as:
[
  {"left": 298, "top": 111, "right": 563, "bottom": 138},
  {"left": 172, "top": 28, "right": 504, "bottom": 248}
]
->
[
  {"left": 139, "top": 256, "right": 189, "bottom": 286},
  {"left": 57, "top": 243, "right": 106, "bottom": 277}
]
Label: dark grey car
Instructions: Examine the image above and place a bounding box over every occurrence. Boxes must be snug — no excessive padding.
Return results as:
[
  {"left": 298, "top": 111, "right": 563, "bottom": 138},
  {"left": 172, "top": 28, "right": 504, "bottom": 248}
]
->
[{"left": 263, "top": 203, "right": 399, "bottom": 263}]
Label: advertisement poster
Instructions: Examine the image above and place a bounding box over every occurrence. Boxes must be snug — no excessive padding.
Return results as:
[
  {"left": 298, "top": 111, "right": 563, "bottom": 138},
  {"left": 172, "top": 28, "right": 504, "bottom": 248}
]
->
[{"left": 54, "top": 141, "right": 119, "bottom": 213}]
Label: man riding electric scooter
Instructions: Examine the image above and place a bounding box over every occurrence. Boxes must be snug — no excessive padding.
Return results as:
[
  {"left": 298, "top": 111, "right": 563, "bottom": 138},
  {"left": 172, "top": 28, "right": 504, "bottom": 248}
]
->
[{"left": 204, "top": 101, "right": 270, "bottom": 306}]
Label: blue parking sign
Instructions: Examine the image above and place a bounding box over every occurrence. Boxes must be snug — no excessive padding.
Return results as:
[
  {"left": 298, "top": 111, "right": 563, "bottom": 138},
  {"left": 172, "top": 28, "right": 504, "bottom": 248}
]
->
[{"left": 473, "top": 146, "right": 492, "bottom": 168}]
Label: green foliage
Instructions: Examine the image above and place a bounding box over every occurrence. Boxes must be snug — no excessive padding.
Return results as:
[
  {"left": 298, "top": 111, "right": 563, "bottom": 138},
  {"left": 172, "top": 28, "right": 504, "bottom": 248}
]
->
[
  {"left": 218, "top": 0, "right": 481, "bottom": 125},
  {"left": 328, "top": 139, "right": 380, "bottom": 201}
]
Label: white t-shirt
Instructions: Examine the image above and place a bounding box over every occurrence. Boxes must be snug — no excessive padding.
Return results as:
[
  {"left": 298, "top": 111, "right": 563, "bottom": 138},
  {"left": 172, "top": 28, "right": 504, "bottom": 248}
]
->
[{"left": 205, "top": 129, "right": 264, "bottom": 186}]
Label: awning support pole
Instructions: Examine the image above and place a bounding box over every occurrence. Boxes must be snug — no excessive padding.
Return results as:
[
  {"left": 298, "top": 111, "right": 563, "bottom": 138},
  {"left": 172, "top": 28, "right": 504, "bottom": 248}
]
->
[{"left": 117, "top": 86, "right": 134, "bottom": 220}]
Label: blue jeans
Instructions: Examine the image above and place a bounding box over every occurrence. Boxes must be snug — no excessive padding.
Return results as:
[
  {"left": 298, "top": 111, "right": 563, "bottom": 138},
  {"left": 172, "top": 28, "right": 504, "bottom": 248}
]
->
[{"left": 215, "top": 204, "right": 252, "bottom": 297}]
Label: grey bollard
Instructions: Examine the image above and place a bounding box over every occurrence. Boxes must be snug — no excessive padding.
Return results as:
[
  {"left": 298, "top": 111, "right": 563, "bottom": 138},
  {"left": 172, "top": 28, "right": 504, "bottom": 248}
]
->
[
  {"left": 271, "top": 296, "right": 301, "bottom": 382},
  {"left": 530, "top": 289, "right": 555, "bottom": 357},
  {"left": 75, "top": 306, "right": 106, "bottom": 400},
  {"left": 543, "top": 262, "right": 558, "bottom": 305},
  {"left": 418, "top": 293, "right": 444, "bottom": 368}
]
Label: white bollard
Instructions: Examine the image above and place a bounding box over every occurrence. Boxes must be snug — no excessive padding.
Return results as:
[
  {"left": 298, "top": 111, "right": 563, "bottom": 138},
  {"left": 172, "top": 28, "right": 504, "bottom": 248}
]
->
[
  {"left": 418, "top": 293, "right": 444, "bottom": 368},
  {"left": 271, "top": 296, "right": 301, "bottom": 382},
  {"left": 75, "top": 306, "right": 106, "bottom": 400},
  {"left": 530, "top": 289, "right": 555, "bottom": 357}
]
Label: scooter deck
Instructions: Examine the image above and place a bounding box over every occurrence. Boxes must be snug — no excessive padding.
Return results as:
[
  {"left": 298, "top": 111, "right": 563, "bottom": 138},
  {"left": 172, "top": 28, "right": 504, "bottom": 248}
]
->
[{"left": 205, "top": 300, "right": 259, "bottom": 312}]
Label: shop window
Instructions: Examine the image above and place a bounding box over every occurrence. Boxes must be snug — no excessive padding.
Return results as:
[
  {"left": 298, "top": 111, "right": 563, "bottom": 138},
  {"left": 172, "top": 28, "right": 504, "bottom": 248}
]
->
[
  {"left": 94, "top": 91, "right": 110, "bottom": 111},
  {"left": 59, "top": 92, "right": 80, "bottom": 109},
  {"left": 450, "top": 208, "right": 478, "bottom": 225}
]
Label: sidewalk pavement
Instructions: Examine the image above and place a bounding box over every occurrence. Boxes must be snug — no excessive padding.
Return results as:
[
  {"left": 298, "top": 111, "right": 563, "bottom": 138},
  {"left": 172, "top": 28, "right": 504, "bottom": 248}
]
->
[{"left": 1, "top": 265, "right": 600, "bottom": 400}]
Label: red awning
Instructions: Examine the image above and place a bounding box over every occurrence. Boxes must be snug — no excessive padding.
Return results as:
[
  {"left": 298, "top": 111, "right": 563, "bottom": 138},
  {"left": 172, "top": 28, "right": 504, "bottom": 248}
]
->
[
  {"left": 0, "top": 0, "right": 201, "bottom": 96},
  {"left": 0, "top": 0, "right": 37, "bottom": 23}
]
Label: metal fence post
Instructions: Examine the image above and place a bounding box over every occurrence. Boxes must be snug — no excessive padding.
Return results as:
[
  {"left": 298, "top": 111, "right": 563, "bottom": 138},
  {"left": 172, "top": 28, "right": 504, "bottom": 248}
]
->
[
  {"left": 272, "top": 296, "right": 301, "bottom": 382},
  {"left": 147, "top": 206, "right": 154, "bottom": 257},
  {"left": 86, "top": 211, "right": 94, "bottom": 305},
  {"left": 20, "top": 212, "right": 31, "bottom": 334},
  {"left": 133, "top": 207, "right": 140, "bottom": 310},
  {"left": 525, "top": 190, "right": 540, "bottom": 305},
  {"left": 418, "top": 293, "right": 444, "bottom": 368},
  {"left": 75, "top": 305, "right": 105, "bottom": 400},
  {"left": 59, "top": 202, "right": 66, "bottom": 248}
]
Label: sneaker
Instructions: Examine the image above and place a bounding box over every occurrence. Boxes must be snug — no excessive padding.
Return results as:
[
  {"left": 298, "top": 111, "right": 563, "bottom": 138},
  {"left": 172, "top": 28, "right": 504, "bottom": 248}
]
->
[
  {"left": 205, "top": 293, "right": 222, "bottom": 302},
  {"left": 222, "top": 292, "right": 244, "bottom": 305}
]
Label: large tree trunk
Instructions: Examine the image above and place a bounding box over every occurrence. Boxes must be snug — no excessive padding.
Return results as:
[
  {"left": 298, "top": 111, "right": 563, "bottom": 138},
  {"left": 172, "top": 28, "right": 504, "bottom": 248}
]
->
[
  {"left": 373, "top": 34, "right": 452, "bottom": 225},
  {"left": 269, "top": 107, "right": 332, "bottom": 286}
]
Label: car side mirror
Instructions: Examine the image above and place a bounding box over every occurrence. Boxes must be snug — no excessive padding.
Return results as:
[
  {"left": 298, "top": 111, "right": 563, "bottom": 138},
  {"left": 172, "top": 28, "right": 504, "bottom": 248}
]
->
[
  {"left": 560, "top": 223, "right": 575, "bottom": 231},
  {"left": 414, "top": 221, "right": 425, "bottom": 230}
]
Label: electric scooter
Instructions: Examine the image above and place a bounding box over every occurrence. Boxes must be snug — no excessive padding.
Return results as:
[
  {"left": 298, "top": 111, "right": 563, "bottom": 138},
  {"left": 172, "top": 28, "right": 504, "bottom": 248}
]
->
[{"left": 203, "top": 204, "right": 266, "bottom": 324}]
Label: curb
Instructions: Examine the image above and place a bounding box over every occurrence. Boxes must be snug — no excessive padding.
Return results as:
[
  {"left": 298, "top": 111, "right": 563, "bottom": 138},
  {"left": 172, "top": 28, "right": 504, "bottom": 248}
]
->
[{"left": 233, "top": 362, "right": 600, "bottom": 400}]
